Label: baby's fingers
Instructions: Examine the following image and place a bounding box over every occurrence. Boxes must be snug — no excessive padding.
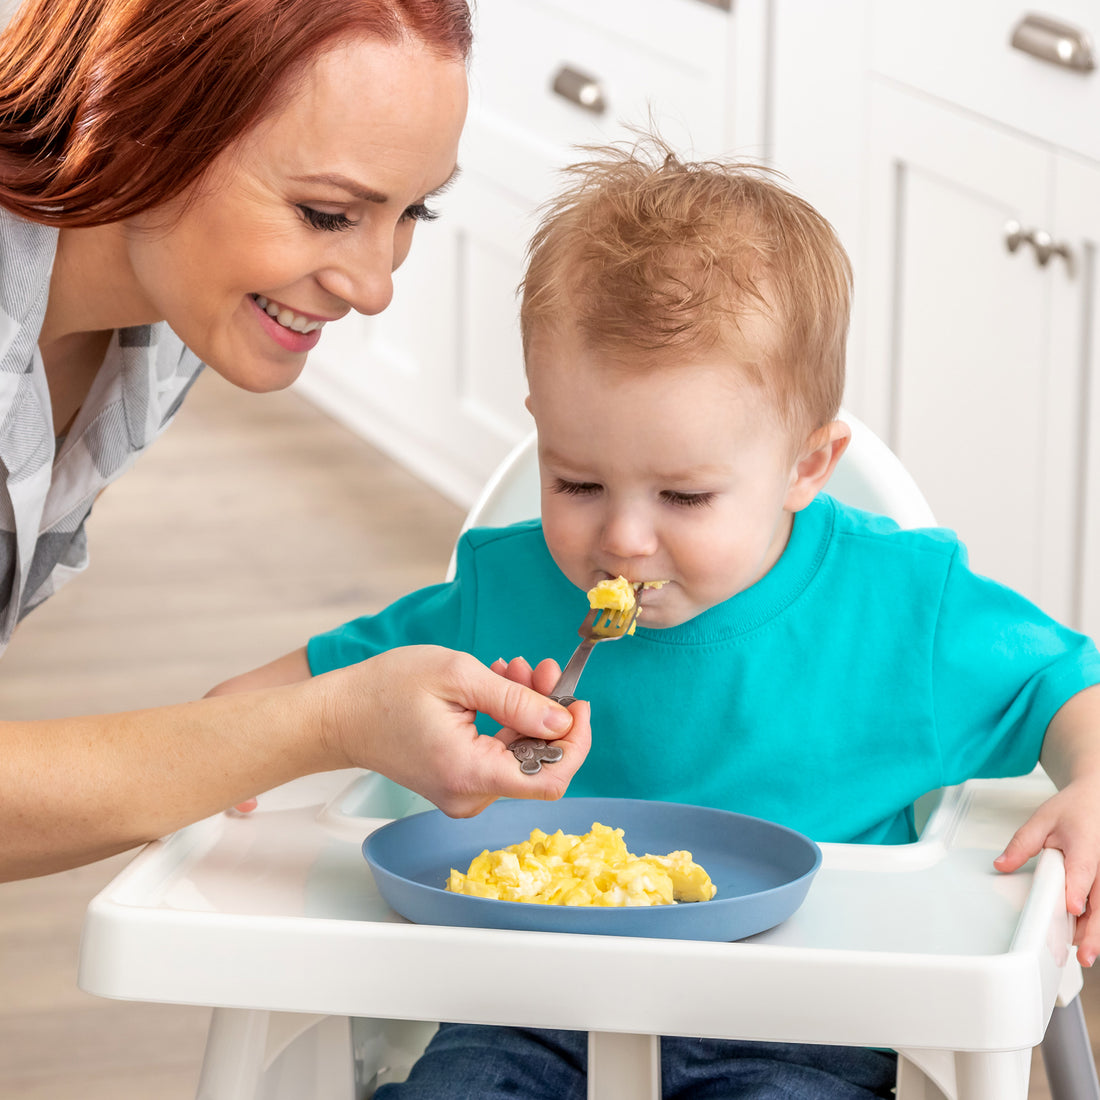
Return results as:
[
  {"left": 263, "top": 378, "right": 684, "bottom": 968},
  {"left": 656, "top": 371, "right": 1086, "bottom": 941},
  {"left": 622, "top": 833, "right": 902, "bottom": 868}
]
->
[
  {"left": 994, "top": 811, "right": 1052, "bottom": 874},
  {"left": 1074, "top": 896, "right": 1100, "bottom": 967},
  {"left": 490, "top": 657, "right": 562, "bottom": 696},
  {"left": 1063, "top": 852, "right": 1099, "bottom": 923}
]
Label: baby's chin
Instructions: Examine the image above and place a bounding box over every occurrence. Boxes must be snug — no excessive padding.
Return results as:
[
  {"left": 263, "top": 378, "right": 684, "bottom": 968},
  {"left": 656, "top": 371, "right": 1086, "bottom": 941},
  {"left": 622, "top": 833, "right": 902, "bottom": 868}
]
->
[
  {"left": 635, "top": 606, "right": 691, "bottom": 630},
  {"left": 634, "top": 594, "right": 690, "bottom": 631}
]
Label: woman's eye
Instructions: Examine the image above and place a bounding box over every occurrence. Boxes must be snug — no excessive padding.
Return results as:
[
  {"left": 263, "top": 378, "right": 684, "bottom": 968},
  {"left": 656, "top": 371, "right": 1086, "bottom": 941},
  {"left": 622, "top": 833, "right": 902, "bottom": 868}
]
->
[
  {"left": 400, "top": 202, "right": 440, "bottom": 224},
  {"left": 662, "top": 491, "right": 715, "bottom": 509},
  {"left": 297, "top": 205, "right": 354, "bottom": 232},
  {"left": 552, "top": 479, "right": 601, "bottom": 497}
]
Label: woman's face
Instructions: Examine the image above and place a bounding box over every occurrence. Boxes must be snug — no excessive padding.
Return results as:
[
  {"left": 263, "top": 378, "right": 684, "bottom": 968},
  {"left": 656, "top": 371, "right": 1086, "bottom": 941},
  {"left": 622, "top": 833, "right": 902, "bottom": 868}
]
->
[{"left": 122, "top": 35, "right": 468, "bottom": 392}]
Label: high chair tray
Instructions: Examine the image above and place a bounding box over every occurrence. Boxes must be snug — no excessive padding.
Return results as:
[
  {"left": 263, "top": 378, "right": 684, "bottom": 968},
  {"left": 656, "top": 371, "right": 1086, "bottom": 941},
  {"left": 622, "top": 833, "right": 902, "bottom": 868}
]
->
[{"left": 79, "top": 768, "right": 1075, "bottom": 1053}]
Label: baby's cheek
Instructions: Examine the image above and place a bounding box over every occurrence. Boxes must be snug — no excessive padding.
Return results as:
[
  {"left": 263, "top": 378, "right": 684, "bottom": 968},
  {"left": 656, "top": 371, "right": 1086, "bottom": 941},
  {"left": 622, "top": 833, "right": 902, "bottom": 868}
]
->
[{"left": 542, "top": 519, "right": 590, "bottom": 585}]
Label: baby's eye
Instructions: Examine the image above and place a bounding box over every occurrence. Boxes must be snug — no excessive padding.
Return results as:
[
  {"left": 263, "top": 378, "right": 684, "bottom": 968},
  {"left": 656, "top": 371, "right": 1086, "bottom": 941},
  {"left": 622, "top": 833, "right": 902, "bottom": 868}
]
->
[
  {"left": 400, "top": 202, "right": 440, "bottom": 224},
  {"left": 661, "top": 490, "right": 715, "bottom": 509},
  {"left": 553, "top": 478, "right": 601, "bottom": 497},
  {"left": 297, "top": 205, "right": 354, "bottom": 232}
]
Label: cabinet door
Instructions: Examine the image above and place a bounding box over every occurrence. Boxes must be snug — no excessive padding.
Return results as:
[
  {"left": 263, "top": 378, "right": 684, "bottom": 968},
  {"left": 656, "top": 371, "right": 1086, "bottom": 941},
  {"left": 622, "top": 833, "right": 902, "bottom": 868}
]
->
[
  {"left": 862, "top": 84, "right": 1083, "bottom": 623},
  {"left": 1057, "top": 153, "right": 1100, "bottom": 639}
]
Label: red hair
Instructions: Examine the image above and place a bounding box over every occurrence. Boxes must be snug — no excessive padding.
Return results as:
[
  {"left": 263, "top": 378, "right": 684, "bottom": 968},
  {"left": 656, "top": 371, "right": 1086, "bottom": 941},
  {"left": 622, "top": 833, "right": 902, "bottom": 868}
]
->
[
  {"left": 0, "top": 0, "right": 471, "bottom": 226},
  {"left": 521, "top": 136, "right": 852, "bottom": 434}
]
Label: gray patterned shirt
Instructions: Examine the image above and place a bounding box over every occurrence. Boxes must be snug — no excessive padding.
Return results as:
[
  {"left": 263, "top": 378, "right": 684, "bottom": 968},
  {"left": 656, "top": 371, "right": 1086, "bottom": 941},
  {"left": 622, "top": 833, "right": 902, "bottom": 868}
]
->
[{"left": 0, "top": 208, "right": 204, "bottom": 652}]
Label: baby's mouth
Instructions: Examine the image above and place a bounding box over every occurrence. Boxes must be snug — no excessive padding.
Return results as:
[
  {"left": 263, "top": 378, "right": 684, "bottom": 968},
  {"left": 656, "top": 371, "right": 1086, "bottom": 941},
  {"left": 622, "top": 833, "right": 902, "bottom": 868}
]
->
[{"left": 251, "top": 294, "right": 325, "bottom": 335}]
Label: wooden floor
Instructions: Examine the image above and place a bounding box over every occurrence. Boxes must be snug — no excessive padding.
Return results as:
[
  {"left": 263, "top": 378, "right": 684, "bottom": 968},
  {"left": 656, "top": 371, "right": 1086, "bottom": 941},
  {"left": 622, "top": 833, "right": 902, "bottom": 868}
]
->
[{"left": 0, "top": 370, "right": 1098, "bottom": 1098}]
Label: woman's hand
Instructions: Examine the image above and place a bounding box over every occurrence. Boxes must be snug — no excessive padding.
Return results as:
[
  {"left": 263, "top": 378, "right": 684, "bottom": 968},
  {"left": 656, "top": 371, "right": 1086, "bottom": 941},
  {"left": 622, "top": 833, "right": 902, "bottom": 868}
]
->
[
  {"left": 311, "top": 645, "right": 590, "bottom": 817},
  {"left": 2, "top": 644, "right": 588, "bottom": 880}
]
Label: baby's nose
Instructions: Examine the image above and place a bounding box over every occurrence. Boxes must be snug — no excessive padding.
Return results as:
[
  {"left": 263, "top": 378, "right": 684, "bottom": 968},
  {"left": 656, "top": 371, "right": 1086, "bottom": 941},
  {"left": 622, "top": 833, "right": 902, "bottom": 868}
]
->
[{"left": 600, "top": 508, "right": 658, "bottom": 559}]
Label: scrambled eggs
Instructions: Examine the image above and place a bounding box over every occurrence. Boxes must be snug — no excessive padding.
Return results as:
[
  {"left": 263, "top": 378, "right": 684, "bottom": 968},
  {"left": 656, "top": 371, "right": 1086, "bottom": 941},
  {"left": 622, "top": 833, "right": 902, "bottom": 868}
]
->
[
  {"left": 587, "top": 576, "right": 637, "bottom": 613},
  {"left": 586, "top": 576, "right": 668, "bottom": 635},
  {"left": 445, "top": 822, "right": 717, "bottom": 907}
]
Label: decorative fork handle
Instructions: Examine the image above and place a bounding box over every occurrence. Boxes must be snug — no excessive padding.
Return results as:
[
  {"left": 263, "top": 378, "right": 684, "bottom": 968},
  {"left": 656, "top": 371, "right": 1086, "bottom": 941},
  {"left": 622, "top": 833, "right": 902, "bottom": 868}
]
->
[
  {"left": 507, "top": 639, "right": 595, "bottom": 774},
  {"left": 548, "top": 638, "right": 596, "bottom": 706}
]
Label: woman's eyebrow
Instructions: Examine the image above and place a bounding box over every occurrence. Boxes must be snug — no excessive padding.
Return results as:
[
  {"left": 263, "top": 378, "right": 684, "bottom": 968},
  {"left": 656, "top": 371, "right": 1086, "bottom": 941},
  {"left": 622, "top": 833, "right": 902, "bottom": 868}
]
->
[{"left": 290, "top": 165, "right": 462, "bottom": 204}]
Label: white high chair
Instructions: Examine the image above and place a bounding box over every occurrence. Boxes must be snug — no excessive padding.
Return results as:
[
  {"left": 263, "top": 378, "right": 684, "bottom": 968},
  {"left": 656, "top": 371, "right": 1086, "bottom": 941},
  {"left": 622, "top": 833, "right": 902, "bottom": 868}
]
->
[{"left": 78, "top": 409, "right": 1099, "bottom": 1100}]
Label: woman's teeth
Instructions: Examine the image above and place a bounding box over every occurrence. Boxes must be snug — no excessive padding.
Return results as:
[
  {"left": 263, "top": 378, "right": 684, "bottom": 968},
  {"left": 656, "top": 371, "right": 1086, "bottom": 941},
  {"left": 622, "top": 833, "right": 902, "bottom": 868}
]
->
[{"left": 252, "top": 294, "right": 324, "bottom": 334}]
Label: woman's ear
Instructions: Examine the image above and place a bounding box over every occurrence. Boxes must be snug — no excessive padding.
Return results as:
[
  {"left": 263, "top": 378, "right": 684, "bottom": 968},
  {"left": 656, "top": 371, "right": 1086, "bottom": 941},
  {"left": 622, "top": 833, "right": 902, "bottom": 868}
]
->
[{"left": 784, "top": 420, "right": 851, "bottom": 512}]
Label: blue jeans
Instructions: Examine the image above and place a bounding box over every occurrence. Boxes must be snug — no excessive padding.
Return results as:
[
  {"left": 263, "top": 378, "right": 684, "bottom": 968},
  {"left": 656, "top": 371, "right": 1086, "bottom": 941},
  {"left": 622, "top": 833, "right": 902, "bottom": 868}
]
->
[{"left": 375, "top": 1023, "right": 898, "bottom": 1099}]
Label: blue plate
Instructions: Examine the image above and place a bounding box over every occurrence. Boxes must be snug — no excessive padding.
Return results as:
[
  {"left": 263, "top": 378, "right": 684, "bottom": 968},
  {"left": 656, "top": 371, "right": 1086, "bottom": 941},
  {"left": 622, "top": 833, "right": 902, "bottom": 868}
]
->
[{"left": 363, "top": 797, "right": 821, "bottom": 941}]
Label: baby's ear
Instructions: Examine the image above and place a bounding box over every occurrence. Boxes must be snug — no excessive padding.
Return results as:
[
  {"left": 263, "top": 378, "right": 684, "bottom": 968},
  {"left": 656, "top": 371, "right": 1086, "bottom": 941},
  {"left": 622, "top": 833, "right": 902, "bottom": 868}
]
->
[{"left": 785, "top": 420, "right": 851, "bottom": 512}]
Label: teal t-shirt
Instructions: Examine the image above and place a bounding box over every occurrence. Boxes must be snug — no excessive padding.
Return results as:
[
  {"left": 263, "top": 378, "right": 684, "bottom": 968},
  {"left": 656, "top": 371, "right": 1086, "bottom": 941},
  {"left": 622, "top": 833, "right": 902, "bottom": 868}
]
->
[{"left": 308, "top": 496, "right": 1100, "bottom": 844}]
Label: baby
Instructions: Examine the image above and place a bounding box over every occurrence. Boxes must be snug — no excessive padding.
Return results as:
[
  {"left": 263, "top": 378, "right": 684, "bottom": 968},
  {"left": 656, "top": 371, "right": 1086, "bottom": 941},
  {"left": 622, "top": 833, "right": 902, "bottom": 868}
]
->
[{"left": 212, "top": 136, "right": 1100, "bottom": 1098}]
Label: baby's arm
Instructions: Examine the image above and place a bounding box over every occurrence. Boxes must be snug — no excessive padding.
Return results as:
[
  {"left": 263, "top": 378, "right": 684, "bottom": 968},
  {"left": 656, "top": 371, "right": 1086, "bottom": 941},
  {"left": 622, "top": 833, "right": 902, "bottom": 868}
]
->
[
  {"left": 994, "top": 682, "right": 1100, "bottom": 965},
  {"left": 206, "top": 648, "right": 313, "bottom": 696}
]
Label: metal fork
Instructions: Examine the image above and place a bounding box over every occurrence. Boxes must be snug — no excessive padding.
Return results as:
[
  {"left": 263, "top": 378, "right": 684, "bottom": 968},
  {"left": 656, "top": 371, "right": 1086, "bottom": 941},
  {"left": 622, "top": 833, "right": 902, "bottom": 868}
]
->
[{"left": 508, "top": 600, "right": 642, "bottom": 774}]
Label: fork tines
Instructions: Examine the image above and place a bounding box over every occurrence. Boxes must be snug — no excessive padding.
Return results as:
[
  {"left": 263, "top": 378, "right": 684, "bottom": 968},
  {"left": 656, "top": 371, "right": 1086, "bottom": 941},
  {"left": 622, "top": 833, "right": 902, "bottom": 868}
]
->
[{"left": 584, "top": 602, "right": 640, "bottom": 638}]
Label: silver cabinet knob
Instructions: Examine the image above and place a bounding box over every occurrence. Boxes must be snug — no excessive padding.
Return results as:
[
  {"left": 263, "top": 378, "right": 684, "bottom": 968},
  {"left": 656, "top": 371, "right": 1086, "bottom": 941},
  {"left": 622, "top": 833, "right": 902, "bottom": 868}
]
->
[
  {"left": 551, "top": 65, "right": 607, "bottom": 115},
  {"left": 1010, "top": 13, "right": 1095, "bottom": 73},
  {"left": 1004, "top": 219, "right": 1028, "bottom": 253},
  {"left": 1004, "top": 220, "right": 1074, "bottom": 272}
]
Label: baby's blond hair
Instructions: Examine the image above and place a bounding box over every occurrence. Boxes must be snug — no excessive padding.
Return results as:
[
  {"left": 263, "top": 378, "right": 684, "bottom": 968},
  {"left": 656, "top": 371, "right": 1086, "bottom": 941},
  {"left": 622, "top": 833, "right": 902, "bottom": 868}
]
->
[{"left": 520, "top": 135, "right": 852, "bottom": 435}]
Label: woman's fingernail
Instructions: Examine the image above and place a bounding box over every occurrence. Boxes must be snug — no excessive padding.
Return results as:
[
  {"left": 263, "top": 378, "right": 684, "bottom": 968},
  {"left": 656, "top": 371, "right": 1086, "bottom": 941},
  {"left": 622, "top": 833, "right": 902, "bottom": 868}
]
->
[{"left": 545, "top": 707, "right": 572, "bottom": 733}]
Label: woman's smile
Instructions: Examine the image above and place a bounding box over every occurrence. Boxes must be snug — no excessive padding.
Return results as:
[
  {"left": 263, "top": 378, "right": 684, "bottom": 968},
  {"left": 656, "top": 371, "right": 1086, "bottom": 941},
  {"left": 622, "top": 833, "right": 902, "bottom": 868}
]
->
[{"left": 249, "top": 294, "right": 331, "bottom": 353}]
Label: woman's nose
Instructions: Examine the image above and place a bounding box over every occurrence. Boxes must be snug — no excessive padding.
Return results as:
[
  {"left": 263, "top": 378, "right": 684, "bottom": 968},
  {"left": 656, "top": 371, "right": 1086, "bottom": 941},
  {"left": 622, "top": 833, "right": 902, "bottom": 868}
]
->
[{"left": 318, "top": 234, "right": 397, "bottom": 317}]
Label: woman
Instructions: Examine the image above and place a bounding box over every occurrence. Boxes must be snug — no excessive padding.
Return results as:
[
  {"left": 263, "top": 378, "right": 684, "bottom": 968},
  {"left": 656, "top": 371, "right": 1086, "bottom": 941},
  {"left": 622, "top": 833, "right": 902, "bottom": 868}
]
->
[{"left": 0, "top": 0, "right": 589, "bottom": 882}]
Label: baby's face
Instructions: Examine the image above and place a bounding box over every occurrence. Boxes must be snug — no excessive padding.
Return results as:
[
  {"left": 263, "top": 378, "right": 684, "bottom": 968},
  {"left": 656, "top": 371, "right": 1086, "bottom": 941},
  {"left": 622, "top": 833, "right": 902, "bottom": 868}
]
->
[{"left": 526, "top": 333, "right": 806, "bottom": 629}]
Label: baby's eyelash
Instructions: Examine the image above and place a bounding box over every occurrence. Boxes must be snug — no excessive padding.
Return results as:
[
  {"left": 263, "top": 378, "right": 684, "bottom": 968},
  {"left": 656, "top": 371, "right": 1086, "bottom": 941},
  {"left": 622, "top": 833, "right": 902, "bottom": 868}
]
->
[
  {"left": 297, "top": 205, "right": 354, "bottom": 232},
  {"left": 401, "top": 202, "right": 440, "bottom": 223},
  {"left": 661, "top": 491, "right": 715, "bottom": 508},
  {"left": 552, "top": 478, "right": 601, "bottom": 497}
]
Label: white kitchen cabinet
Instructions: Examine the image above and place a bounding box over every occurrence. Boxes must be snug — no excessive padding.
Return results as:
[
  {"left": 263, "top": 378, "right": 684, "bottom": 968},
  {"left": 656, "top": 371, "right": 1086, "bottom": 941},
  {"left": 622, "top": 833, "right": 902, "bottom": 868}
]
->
[
  {"left": 772, "top": 1, "right": 1100, "bottom": 637},
  {"left": 862, "top": 84, "right": 1089, "bottom": 628},
  {"left": 1060, "top": 152, "right": 1100, "bottom": 638},
  {"left": 297, "top": 0, "right": 764, "bottom": 505}
]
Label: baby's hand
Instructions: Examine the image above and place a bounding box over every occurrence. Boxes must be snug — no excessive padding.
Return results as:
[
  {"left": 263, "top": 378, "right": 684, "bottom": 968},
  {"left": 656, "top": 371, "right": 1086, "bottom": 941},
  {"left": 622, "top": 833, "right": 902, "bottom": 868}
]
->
[{"left": 994, "top": 777, "right": 1100, "bottom": 966}]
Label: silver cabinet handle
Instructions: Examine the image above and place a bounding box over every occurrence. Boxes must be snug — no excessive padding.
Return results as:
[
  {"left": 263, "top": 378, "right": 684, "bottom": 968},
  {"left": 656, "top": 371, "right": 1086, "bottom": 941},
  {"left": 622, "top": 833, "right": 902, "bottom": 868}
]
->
[
  {"left": 551, "top": 65, "right": 606, "bottom": 115},
  {"left": 1010, "top": 13, "right": 1095, "bottom": 72},
  {"left": 1004, "top": 219, "right": 1074, "bottom": 272},
  {"left": 1030, "top": 228, "right": 1073, "bottom": 268}
]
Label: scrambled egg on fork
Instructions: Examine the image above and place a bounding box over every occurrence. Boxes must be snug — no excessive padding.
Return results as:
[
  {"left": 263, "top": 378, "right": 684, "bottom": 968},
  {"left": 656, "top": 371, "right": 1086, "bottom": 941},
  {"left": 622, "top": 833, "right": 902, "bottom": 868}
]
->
[
  {"left": 586, "top": 576, "right": 666, "bottom": 635},
  {"left": 445, "top": 822, "right": 717, "bottom": 907}
]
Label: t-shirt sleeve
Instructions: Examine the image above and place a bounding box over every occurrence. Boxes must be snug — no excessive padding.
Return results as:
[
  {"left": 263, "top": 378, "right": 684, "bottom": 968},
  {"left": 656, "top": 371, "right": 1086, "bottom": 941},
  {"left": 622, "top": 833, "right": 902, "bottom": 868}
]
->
[
  {"left": 932, "top": 544, "right": 1100, "bottom": 784},
  {"left": 305, "top": 533, "right": 484, "bottom": 674},
  {"left": 306, "top": 579, "right": 465, "bottom": 674}
]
